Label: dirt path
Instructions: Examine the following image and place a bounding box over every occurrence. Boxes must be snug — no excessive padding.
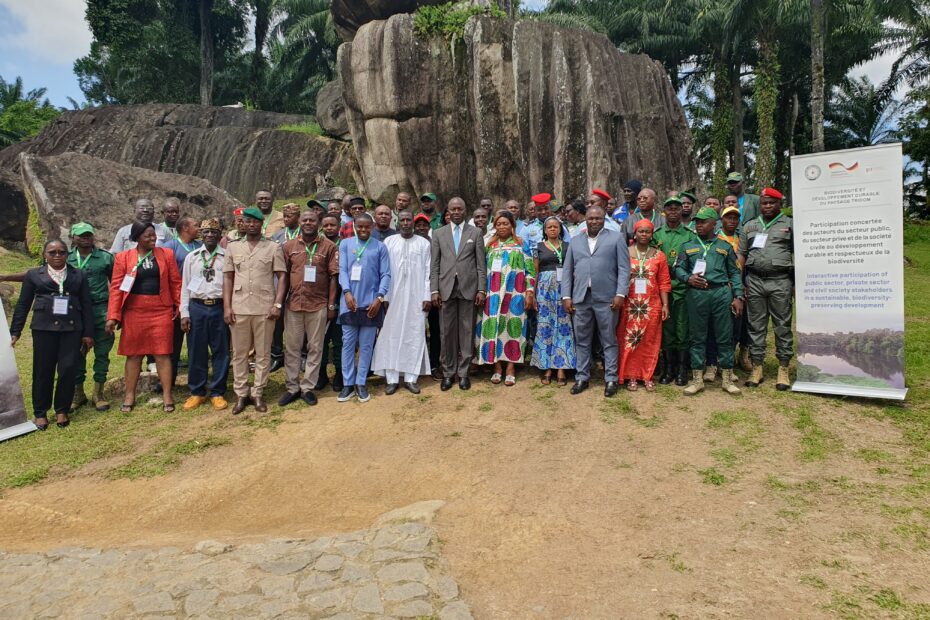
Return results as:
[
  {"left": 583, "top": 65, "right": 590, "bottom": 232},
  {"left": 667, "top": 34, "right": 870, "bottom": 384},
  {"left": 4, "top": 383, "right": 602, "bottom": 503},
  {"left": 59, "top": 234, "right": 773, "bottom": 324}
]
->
[{"left": 1, "top": 377, "right": 928, "bottom": 618}]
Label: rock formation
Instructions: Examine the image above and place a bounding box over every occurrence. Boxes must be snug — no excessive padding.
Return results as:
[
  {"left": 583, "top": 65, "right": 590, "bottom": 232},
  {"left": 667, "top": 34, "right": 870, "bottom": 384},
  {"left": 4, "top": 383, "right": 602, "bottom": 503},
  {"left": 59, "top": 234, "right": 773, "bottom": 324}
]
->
[
  {"left": 332, "top": 0, "right": 445, "bottom": 41},
  {"left": 339, "top": 14, "right": 700, "bottom": 207},
  {"left": 316, "top": 80, "right": 351, "bottom": 140},
  {"left": 0, "top": 104, "right": 359, "bottom": 204},
  {"left": 0, "top": 169, "right": 27, "bottom": 244},
  {"left": 19, "top": 152, "right": 243, "bottom": 248}
]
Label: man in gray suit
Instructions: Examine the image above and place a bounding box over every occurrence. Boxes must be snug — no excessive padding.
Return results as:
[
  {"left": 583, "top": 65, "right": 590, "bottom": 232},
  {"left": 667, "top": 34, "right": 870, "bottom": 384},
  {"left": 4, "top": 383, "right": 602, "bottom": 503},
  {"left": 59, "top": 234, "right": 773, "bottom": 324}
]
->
[
  {"left": 430, "top": 197, "right": 487, "bottom": 391},
  {"left": 561, "top": 204, "right": 631, "bottom": 397}
]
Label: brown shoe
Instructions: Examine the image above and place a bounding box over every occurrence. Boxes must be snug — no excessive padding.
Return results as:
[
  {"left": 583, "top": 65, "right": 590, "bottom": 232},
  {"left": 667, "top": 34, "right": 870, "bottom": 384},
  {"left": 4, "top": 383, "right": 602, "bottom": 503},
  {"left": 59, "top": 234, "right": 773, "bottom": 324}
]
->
[
  {"left": 231, "top": 397, "right": 250, "bottom": 415},
  {"left": 253, "top": 397, "right": 268, "bottom": 413}
]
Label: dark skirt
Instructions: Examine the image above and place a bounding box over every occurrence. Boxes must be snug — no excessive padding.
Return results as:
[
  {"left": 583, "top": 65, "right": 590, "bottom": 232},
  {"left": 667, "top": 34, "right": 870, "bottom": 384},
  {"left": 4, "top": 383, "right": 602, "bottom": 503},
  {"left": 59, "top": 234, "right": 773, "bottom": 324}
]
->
[{"left": 118, "top": 294, "right": 175, "bottom": 356}]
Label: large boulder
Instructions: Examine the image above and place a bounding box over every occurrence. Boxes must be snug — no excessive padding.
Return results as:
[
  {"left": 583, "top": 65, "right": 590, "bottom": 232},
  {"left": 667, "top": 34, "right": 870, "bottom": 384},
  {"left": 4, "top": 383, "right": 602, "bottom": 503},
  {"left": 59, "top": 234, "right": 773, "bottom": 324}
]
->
[
  {"left": 0, "top": 104, "right": 360, "bottom": 204},
  {"left": 19, "top": 152, "right": 244, "bottom": 248},
  {"left": 339, "top": 15, "right": 700, "bottom": 206},
  {"left": 316, "top": 80, "right": 351, "bottom": 140},
  {"left": 0, "top": 169, "right": 27, "bottom": 244},
  {"left": 332, "top": 0, "right": 445, "bottom": 41}
]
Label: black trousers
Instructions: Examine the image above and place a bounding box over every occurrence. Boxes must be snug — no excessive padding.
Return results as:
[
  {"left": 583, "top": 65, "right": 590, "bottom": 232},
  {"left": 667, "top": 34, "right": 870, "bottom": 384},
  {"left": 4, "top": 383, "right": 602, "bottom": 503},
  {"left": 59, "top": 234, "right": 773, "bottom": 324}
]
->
[
  {"left": 426, "top": 307, "right": 441, "bottom": 371},
  {"left": 170, "top": 316, "right": 184, "bottom": 385},
  {"left": 320, "top": 318, "right": 343, "bottom": 381},
  {"left": 32, "top": 329, "right": 82, "bottom": 417}
]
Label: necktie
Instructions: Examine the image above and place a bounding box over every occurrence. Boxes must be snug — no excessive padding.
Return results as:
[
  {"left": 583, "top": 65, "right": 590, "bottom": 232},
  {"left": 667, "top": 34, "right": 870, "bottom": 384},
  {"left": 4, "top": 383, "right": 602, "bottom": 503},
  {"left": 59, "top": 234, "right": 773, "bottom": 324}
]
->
[{"left": 453, "top": 225, "right": 461, "bottom": 254}]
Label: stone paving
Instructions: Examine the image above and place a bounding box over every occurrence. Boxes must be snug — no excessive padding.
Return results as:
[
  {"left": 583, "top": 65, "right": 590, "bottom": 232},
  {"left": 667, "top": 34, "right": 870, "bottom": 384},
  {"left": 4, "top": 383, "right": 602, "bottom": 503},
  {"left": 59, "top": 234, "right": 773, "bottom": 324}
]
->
[{"left": 0, "top": 501, "right": 473, "bottom": 619}]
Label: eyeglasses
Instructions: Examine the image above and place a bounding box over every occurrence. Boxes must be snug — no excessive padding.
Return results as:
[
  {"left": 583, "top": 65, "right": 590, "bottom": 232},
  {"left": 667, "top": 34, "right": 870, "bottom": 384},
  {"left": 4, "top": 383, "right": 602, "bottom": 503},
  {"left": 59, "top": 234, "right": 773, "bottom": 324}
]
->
[{"left": 46, "top": 250, "right": 67, "bottom": 256}]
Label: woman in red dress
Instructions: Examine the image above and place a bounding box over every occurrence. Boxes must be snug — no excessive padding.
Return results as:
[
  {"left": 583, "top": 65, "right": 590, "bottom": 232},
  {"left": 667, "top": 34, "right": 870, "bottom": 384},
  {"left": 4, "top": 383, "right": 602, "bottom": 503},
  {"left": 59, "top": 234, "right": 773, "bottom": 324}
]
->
[
  {"left": 106, "top": 223, "right": 181, "bottom": 412},
  {"left": 617, "top": 219, "right": 671, "bottom": 391}
]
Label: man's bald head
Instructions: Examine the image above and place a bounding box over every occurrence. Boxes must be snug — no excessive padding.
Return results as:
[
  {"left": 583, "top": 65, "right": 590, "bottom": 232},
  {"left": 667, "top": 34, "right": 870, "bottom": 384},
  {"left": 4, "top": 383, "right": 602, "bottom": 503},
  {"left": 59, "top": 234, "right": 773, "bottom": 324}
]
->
[
  {"left": 134, "top": 198, "right": 155, "bottom": 224},
  {"left": 637, "top": 187, "right": 657, "bottom": 212},
  {"left": 447, "top": 197, "right": 466, "bottom": 225}
]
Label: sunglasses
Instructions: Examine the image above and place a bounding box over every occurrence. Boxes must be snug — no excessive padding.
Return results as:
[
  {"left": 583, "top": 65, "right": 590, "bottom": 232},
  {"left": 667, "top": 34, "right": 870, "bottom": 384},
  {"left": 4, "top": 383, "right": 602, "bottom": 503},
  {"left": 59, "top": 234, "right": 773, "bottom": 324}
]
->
[{"left": 47, "top": 250, "right": 68, "bottom": 256}]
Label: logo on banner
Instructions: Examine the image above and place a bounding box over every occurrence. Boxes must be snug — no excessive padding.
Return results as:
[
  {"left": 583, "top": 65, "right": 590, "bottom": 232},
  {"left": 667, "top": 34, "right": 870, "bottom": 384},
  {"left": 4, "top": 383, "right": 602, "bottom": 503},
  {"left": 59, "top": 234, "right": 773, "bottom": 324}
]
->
[
  {"left": 828, "top": 161, "right": 860, "bottom": 177},
  {"left": 804, "top": 165, "right": 821, "bottom": 181}
]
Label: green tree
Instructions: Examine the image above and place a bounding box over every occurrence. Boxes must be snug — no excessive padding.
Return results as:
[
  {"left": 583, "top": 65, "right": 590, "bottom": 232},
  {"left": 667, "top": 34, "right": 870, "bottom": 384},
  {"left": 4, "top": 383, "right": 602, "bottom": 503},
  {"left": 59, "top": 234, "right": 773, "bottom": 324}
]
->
[
  {"left": 824, "top": 76, "right": 903, "bottom": 149},
  {"left": 0, "top": 75, "right": 61, "bottom": 146}
]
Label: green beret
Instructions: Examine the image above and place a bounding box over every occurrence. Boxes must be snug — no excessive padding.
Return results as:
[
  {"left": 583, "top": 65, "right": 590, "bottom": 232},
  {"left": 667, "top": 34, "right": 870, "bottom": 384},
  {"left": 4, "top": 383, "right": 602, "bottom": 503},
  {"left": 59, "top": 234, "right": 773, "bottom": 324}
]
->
[
  {"left": 242, "top": 207, "right": 265, "bottom": 222},
  {"left": 694, "top": 206, "right": 719, "bottom": 221},
  {"left": 663, "top": 196, "right": 683, "bottom": 207},
  {"left": 679, "top": 191, "right": 697, "bottom": 202}
]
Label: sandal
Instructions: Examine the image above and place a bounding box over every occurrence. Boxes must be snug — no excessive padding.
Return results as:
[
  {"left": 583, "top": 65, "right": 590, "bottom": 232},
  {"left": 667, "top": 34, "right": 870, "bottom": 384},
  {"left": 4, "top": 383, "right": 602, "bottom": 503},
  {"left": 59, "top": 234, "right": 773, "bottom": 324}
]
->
[
  {"left": 491, "top": 373, "right": 502, "bottom": 384},
  {"left": 505, "top": 375, "right": 516, "bottom": 386},
  {"left": 557, "top": 373, "right": 567, "bottom": 387},
  {"left": 644, "top": 380, "right": 656, "bottom": 392},
  {"left": 56, "top": 412, "right": 70, "bottom": 428},
  {"left": 627, "top": 381, "right": 638, "bottom": 392},
  {"left": 120, "top": 403, "right": 134, "bottom": 413},
  {"left": 541, "top": 371, "right": 551, "bottom": 386},
  {"left": 163, "top": 402, "right": 176, "bottom": 413},
  {"left": 34, "top": 417, "right": 48, "bottom": 431}
]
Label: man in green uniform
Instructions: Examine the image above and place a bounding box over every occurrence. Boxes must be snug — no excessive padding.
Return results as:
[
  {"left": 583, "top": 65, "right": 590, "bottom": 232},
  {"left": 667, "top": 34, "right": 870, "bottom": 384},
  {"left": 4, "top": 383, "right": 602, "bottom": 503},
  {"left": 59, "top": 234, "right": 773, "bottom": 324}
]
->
[
  {"left": 739, "top": 187, "right": 794, "bottom": 390},
  {"left": 653, "top": 196, "right": 696, "bottom": 386},
  {"left": 725, "top": 172, "right": 761, "bottom": 225},
  {"left": 419, "top": 193, "right": 444, "bottom": 230},
  {"left": 674, "top": 207, "right": 744, "bottom": 395},
  {"left": 69, "top": 222, "right": 115, "bottom": 410}
]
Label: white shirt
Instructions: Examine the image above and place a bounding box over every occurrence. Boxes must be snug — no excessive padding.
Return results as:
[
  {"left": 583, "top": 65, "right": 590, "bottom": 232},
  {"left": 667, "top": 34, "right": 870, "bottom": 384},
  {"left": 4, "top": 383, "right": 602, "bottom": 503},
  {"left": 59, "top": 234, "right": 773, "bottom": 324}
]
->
[
  {"left": 110, "top": 222, "right": 171, "bottom": 253},
  {"left": 587, "top": 229, "right": 602, "bottom": 255},
  {"left": 180, "top": 245, "right": 226, "bottom": 318}
]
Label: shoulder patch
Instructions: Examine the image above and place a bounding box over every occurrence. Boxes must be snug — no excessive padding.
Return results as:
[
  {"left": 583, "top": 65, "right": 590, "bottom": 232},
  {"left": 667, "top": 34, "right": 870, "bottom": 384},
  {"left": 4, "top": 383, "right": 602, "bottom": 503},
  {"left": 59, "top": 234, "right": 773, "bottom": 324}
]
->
[
  {"left": 715, "top": 247, "right": 728, "bottom": 256},
  {"left": 685, "top": 247, "right": 701, "bottom": 255}
]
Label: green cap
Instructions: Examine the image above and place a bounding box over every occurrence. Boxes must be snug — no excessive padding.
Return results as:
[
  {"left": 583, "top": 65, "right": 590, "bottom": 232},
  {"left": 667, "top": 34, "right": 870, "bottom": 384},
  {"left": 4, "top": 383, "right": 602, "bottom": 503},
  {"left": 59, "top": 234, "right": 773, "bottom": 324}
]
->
[
  {"left": 694, "top": 206, "right": 719, "bottom": 221},
  {"left": 70, "top": 222, "right": 95, "bottom": 236},
  {"left": 551, "top": 203, "right": 563, "bottom": 212},
  {"left": 679, "top": 191, "right": 697, "bottom": 202},
  {"left": 242, "top": 207, "right": 265, "bottom": 222},
  {"left": 663, "top": 196, "right": 683, "bottom": 207},
  {"left": 420, "top": 192, "right": 437, "bottom": 201},
  {"left": 726, "top": 172, "right": 744, "bottom": 183}
]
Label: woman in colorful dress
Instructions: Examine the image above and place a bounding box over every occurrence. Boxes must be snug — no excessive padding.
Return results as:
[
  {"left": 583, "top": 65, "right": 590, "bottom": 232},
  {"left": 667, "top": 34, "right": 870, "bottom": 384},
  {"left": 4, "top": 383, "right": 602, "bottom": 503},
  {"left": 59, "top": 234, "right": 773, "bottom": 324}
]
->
[
  {"left": 617, "top": 219, "right": 671, "bottom": 391},
  {"left": 476, "top": 210, "right": 536, "bottom": 386},
  {"left": 531, "top": 216, "right": 575, "bottom": 386}
]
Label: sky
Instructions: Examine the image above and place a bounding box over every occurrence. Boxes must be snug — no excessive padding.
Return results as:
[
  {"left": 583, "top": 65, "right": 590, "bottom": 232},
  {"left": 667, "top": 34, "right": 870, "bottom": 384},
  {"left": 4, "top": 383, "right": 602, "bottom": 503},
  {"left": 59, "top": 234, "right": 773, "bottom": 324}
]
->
[{"left": 0, "top": 0, "right": 902, "bottom": 109}]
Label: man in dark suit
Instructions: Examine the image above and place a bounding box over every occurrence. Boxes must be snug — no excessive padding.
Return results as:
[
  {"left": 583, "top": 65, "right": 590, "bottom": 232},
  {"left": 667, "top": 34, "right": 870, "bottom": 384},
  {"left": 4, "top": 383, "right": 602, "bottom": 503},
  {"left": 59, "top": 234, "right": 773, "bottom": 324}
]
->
[
  {"left": 429, "top": 197, "right": 487, "bottom": 391},
  {"left": 561, "top": 204, "right": 631, "bottom": 397}
]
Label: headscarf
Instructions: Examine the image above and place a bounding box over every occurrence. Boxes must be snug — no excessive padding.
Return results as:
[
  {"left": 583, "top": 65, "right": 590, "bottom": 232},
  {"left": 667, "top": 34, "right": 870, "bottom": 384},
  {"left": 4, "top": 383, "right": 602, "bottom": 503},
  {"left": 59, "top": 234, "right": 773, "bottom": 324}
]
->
[{"left": 633, "top": 218, "right": 655, "bottom": 233}]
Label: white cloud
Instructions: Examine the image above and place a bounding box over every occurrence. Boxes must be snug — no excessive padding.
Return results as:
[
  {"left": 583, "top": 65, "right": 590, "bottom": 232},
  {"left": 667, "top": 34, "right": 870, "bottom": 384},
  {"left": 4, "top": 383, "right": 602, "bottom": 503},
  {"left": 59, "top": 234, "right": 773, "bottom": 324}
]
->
[{"left": 0, "top": 0, "right": 92, "bottom": 66}]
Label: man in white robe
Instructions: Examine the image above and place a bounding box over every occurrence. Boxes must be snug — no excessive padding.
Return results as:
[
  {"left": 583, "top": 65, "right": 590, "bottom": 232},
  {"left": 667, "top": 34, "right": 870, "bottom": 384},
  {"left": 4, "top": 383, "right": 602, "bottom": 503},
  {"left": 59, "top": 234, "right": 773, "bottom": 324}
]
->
[{"left": 372, "top": 210, "right": 432, "bottom": 394}]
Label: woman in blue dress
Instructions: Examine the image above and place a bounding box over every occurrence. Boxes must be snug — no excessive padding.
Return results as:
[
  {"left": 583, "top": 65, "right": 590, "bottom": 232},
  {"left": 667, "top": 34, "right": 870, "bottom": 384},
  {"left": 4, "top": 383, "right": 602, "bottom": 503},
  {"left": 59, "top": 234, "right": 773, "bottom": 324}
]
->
[{"left": 530, "top": 216, "right": 576, "bottom": 385}]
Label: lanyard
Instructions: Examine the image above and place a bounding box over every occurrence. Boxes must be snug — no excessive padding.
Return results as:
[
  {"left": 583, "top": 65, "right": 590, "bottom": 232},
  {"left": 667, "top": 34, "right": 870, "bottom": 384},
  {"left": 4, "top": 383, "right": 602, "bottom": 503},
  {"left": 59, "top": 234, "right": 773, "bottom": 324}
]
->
[
  {"left": 696, "top": 237, "right": 713, "bottom": 259},
  {"left": 200, "top": 248, "right": 219, "bottom": 270},
  {"left": 544, "top": 240, "right": 562, "bottom": 264},
  {"left": 304, "top": 241, "right": 318, "bottom": 263},
  {"left": 178, "top": 240, "right": 193, "bottom": 252},
  {"left": 353, "top": 234, "right": 371, "bottom": 262},
  {"left": 718, "top": 233, "right": 738, "bottom": 251},
  {"left": 132, "top": 250, "right": 153, "bottom": 275},
  {"left": 74, "top": 250, "right": 93, "bottom": 270},
  {"left": 759, "top": 213, "right": 782, "bottom": 232},
  {"left": 635, "top": 209, "right": 660, "bottom": 225},
  {"left": 634, "top": 246, "right": 649, "bottom": 277},
  {"left": 49, "top": 267, "right": 67, "bottom": 295},
  {"left": 285, "top": 227, "right": 299, "bottom": 240}
]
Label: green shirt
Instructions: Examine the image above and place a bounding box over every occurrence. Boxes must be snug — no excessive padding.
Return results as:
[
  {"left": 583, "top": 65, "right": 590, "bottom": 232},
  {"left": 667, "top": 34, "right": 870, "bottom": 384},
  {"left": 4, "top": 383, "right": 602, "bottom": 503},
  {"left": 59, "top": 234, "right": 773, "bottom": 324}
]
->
[
  {"left": 654, "top": 223, "right": 697, "bottom": 298},
  {"left": 67, "top": 247, "right": 114, "bottom": 305},
  {"left": 739, "top": 212, "right": 793, "bottom": 276},
  {"left": 673, "top": 235, "right": 743, "bottom": 296},
  {"left": 426, "top": 210, "right": 443, "bottom": 230}
]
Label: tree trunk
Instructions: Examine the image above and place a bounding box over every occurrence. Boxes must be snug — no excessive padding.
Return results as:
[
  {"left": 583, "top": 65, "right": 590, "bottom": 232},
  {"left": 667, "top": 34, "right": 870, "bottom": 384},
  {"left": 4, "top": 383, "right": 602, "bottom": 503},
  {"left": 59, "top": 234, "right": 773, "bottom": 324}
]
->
[
  {"left": 249, "top": 0, "right": 272, "bottom": 108},
  {"left": 811, "top": 0, "right": 826, "bottom": 152},
  {"left": 789, "top": 92, "right": 800, "bottom": 156},
  {"left": 711, "top": 63, "right": 733, "bottom": 198},
  {"left": 199, "top": 0, "right": 214, "bottom": 106},
  {"left": 755, "top": 38, "right": 779, "bottom": 188},
  {"left": 731, "top": 64, "right": 745, "bottom": 174}
]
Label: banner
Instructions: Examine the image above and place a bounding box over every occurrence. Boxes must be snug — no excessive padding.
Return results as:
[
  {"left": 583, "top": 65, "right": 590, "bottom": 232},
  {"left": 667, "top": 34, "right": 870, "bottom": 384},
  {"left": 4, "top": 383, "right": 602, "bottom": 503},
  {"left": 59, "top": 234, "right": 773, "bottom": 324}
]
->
[
  {"left": 0, "top": 305, "right": 34, "bottom": 441},
  {"left": 790, "top": 144, "right": 907, "bottom": 400}
]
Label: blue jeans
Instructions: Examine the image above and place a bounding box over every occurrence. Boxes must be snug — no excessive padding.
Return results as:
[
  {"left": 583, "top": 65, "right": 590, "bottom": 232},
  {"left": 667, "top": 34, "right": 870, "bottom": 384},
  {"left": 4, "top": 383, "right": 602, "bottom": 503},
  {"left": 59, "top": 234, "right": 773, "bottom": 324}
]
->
[
  {"left": 187, "top": 301, "right": 230, "bottom": 397},
  {"left": 341, "top": 325, "right": 377, "bottom": 387}
]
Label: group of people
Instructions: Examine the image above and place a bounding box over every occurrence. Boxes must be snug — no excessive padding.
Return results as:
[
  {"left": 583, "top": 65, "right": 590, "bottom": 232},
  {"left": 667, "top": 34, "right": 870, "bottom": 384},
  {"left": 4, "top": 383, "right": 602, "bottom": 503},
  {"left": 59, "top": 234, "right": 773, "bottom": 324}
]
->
[{"left": 6, "top": 172, "right": 795, "bottom": 429}]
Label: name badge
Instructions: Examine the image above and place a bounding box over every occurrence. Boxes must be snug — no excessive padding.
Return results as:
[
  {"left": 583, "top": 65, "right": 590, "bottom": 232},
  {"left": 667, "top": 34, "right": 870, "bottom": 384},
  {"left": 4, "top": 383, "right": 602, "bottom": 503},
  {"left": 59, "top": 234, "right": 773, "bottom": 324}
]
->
[
  {"left": 693, "top": 260, "right": 707, "bottom": 275},
  {"left": 304, "top": 266, "right": 317, "bottom": 283},
  {"left": 52, "top": 296, "right": 69, "bottom": 316},
  {"left": 120, "top": 275, "right": 135, "bottom": 292},
  {"left": 556, "top": 267, "right": 563, "bottom": 282},
  {"left": 752, "top": 233, "right": 768, "bottom": 249},
  {"left": 634, "top": 278, "right": 648, "bottom": 295},
  {"left": 491, "top": 256, "right": 503, "bottom": 272},
  {"left": 350, "top": 263, "right": 362, "bottom": 281},
  {"left": 188, "top": 275, "right": 205, "bottom": 293}
]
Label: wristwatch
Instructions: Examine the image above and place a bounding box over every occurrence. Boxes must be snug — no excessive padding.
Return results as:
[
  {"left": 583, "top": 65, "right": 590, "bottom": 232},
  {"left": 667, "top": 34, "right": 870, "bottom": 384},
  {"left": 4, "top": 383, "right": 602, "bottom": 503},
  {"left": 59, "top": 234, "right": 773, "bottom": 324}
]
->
[
  {"left": 376, "top": 295, "right": 385, "bottom": 302},
  {"left": 328, "top": 304, "right": 337, "bottom": 311},
  {"left": 274, "top": 303, "right": 282, "bottom": 309}
]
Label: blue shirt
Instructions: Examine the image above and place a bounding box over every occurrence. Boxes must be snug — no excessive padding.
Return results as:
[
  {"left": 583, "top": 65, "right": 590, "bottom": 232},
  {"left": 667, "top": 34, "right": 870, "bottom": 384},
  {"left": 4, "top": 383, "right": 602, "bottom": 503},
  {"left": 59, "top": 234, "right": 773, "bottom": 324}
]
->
[
  {"left": 162, "top": 238, "right": 203, "bottom": 272},
  {"left": 338, "top": 235, "right": 391, "bottom": 317}
]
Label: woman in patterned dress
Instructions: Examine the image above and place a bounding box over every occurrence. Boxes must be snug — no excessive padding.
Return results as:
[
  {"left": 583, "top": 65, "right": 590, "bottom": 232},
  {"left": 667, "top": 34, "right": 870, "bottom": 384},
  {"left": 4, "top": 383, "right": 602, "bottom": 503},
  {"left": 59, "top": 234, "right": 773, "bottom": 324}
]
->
[
  {"left": 616, "top": 218, "right": 671, "bottom": 391},
  {"left": 476, "top": 210, "right": 537, "bottom": 386},
  {"left": 531, "top": 216, "right": 576, "bottom": 386}
]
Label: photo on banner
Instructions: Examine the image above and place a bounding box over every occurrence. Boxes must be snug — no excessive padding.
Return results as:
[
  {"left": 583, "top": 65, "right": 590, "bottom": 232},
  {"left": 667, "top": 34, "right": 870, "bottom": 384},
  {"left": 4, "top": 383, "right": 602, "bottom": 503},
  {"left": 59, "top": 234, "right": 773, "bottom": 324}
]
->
[
  {"left": 789, "top": 143, "right": 907, "bottom": 400},
  {"left": 0, "top": 307, "right": 35, "bottom": 441}
]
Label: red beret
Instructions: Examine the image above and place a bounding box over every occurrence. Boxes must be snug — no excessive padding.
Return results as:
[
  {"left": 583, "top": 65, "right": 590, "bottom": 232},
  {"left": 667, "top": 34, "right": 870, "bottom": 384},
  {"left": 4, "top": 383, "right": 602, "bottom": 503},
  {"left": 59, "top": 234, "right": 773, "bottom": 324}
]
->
[
  {"left": 413, "top": 213, "right": 431, "bottom": 224},
  {"left": 592, "top": 188, "right": 611, "bottom": 201},
  {"left": 761, "top": 187, "right": 784, "bottom": 200},
  {"left": 532, "top": 193, "right": 552, "bottom": 206},
  {"left": 233, "top": 207, "right": 245, "bottom": 216}
]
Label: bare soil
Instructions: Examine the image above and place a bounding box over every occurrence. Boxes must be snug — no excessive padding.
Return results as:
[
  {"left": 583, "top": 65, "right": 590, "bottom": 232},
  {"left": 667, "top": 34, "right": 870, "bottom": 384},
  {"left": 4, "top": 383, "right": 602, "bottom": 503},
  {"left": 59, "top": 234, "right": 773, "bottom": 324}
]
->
[{"left": 1, "top": 376, "right": 928, "bottom": 618}]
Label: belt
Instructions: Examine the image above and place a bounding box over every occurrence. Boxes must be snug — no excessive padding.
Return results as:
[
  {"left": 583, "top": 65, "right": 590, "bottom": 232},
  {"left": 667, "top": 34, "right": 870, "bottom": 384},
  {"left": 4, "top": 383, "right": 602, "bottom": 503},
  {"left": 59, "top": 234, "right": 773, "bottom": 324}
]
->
[
  {"left": 747, "top": 269, "right": 792, "bottom": 279},
  {"left": 192, "top": 298, "right": 223, "bottom": 306},
  {"left": 695, "top": 282, "right": 727, "bottom": 289}
]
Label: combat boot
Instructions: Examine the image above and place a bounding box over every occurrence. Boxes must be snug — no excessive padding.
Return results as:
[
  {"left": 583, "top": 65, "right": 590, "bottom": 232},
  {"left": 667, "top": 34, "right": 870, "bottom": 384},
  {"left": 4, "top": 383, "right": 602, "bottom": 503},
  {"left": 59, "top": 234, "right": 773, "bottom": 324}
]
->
[
  {"left": 659, "top": 352, "right": 676, "bottom": 384},
  {"left": 703, "top": 365, "right": 718, "bottom": 382},
  {"left": 683, "top": 370, "right": 704, "bottom": 396},
  {"left": 745, "top": 364, "right": 764, "bottom": 387},
  {"left": 93, "top": 382, "right": 110, "bottom": 411},
  {"left": 721, "top": 369, "right": 742, "bottom": 395},
  {"left": 71, "top": 384, "right": 88, "bottom": 409},
  {"left": 776, "top": 364, "right": 791, "bottom": 391},
  {"left": 738, "top": 346, "right": 752, "bottom": 372},
  {"left": 675, "top": 351, "right": 690, "bottom": 386},
  {"left": 655, "top": 352, "right": 666, "bottom": 383}
]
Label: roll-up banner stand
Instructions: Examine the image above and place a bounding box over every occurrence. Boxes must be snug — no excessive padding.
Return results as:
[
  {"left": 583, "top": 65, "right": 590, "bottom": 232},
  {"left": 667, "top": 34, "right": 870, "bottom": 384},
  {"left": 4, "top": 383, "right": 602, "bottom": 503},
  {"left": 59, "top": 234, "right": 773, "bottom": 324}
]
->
[
  {"left": 0, "top": 306, "right": 35, "bottom": 441},
  {"left": 790, "top": 143, "right": 907, "bottom": 400}
]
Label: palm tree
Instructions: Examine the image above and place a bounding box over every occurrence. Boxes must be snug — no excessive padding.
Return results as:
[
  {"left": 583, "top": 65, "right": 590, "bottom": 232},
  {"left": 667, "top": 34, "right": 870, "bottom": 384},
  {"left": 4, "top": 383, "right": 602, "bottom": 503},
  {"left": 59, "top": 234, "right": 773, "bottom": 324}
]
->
[{"left": 824, "top": 76, "right": 904, "bottom": 149}]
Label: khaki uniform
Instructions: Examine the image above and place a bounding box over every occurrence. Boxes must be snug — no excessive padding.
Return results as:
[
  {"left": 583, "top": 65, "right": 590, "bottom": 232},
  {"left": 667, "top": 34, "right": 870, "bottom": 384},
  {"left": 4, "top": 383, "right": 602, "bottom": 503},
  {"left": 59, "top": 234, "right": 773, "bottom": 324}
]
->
[
  {"left": 261, "top": 210, "right": 285, "bottom": 237},
  {"left": 739, "top": 213, "right": 794, "bottom": 365},
  {"left": 223, "top": 238, "right": 286, "bottom": 398}
]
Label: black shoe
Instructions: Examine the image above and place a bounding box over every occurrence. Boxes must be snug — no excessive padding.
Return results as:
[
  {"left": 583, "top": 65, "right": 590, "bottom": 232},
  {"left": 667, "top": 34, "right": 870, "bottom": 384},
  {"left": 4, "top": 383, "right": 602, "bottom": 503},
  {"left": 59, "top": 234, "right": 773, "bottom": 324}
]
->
[
  {"left": 269, "top": 357, "right": 285, "bottom": 373},
  {"left": 385, "top": 383, "right": 399, "bottom": 395},
  {"left": 332, "top": 374, "right": 344, "bottom": 392},
  {"left": 314, "top": 375, "right": 329, "bottom": 391},
  {"left": 337, "top": 387, "right": 355, "bottom": 402},
  {"left": 604, "top": 381, "right": 619, "bottom": 397},
  {"left": 302, "top": 391, "right": 318, "bottom": 406},
  {"left": 458, "top": 377, "right": 471, "bottom": 390},
  {"left": 231, "top": 397, "right": 250, "bottom": 415},
  {"left": 659, "top": 352, "right": 676, "bottom": 384},
  {"left": 440, "top": 377, "right": 454, "bottom": 391},
  {"left": 278, "top": 391, "right": 301, "bottom": 406},
  {"left": 34, "top": 416, "right": 48, "bottom": 431},
  {"left": 404, "top": 382, "right": 421, "bottom": 394},
  {"left": 675, "top": 351, "right": 690, "bottom": 386},
  {"left": 570, "top": 380, "right": 589, "bottom": 395},
  {"left": 357, "top": 386, "right": 371, "bottom": 403}
]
